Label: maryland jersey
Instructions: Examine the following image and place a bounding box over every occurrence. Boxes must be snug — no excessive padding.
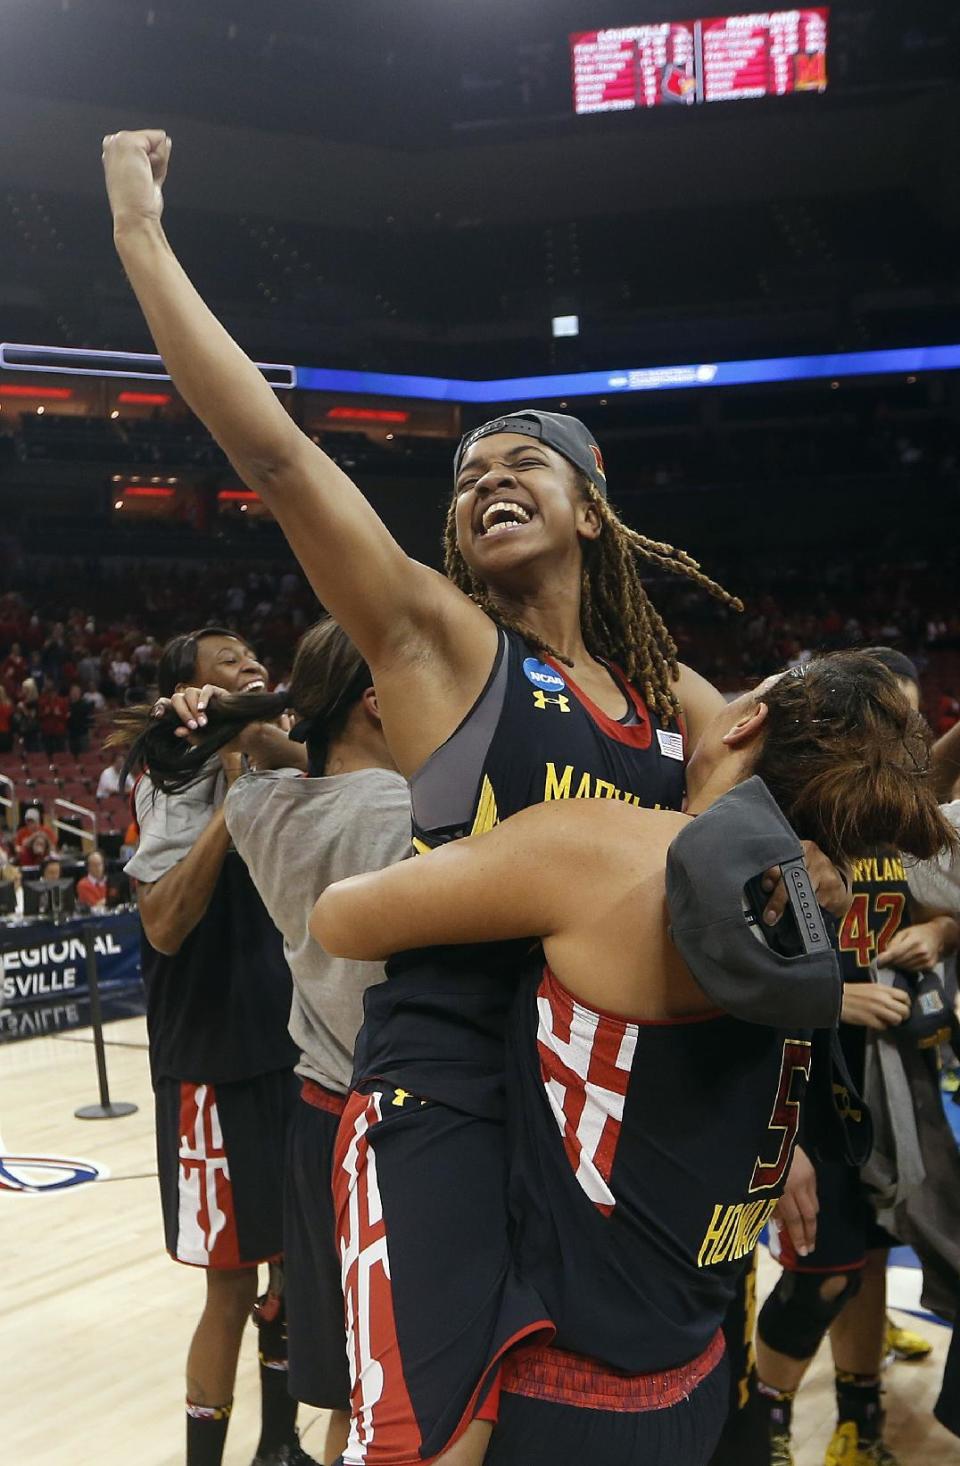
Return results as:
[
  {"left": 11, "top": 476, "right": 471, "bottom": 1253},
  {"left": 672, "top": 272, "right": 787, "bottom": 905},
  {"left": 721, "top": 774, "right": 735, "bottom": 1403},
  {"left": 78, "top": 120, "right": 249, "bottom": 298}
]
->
[
  {"left": 836, "top": 847, "right": 912, "bottom": 1083},
  {"left": 506, "top": 966, "right": 811, "bottom": 1373},
  {"left": 352, "top": 629, "right": 687, "bottom": 1118},
  {"left": 408, "top": 627, "right": 686, "bottom": 849},
  {"left": 837, "top": 849, "right": 911, "bottom": 982},
  {"left": 141, "top": 850, "right": 297, "bottom": 1086}
]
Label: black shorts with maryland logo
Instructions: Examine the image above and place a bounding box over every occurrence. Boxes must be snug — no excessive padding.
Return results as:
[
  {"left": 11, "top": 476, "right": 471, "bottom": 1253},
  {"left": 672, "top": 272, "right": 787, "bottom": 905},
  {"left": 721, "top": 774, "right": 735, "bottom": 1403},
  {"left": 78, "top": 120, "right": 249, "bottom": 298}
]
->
[
  {"left": 155, "top": 1068, "right": 297, "bottom": 1269},
  {"left": 332, "top": 1082, "right": 553, "bottom": 1466}
]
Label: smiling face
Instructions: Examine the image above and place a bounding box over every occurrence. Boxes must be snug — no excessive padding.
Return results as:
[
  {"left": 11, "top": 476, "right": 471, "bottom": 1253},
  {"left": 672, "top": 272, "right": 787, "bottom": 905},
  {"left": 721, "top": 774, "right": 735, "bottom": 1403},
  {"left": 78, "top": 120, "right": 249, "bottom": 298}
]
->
[
  {"left": 190, "top": 635, "right": 267, "bottom": 696},
  {"left": 453, "top": 434, "right": 601, "bottom": 586}
]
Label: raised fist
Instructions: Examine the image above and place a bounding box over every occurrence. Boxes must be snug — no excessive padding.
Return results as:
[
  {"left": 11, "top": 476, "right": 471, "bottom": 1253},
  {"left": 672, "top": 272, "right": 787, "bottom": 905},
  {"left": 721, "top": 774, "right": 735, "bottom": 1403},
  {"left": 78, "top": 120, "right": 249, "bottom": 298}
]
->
[{"left": 101, "top": 129, "right": 171, "bottom": 226}]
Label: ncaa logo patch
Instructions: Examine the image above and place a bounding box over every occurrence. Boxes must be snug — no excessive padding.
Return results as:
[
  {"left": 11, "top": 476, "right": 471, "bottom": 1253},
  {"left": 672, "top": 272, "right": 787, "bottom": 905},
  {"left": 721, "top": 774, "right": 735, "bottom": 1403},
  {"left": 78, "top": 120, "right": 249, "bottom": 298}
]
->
[
  {"left": 0, "top": 1152, "right": 107, "bottom": 1194},
  {"left": 523, "top": 657, "right": 566, "bottom": 692}
]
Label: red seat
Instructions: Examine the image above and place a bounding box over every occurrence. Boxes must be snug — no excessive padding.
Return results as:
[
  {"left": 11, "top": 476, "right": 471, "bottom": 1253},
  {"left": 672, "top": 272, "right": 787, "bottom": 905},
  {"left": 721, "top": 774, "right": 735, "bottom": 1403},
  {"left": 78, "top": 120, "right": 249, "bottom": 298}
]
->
[
  {"left": 59, "top": 783, "right": 94, "bottom": 808},
  {"left": 30, "top": 782, "right": 61, "bottom": 807}
]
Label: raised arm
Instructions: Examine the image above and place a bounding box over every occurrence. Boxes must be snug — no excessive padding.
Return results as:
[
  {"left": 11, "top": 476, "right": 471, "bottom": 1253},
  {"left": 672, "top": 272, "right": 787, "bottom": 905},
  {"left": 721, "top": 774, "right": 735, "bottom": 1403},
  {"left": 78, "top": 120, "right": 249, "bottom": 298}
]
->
[{"left": 102, "top": 131, "right": 492, "bottom": 758}]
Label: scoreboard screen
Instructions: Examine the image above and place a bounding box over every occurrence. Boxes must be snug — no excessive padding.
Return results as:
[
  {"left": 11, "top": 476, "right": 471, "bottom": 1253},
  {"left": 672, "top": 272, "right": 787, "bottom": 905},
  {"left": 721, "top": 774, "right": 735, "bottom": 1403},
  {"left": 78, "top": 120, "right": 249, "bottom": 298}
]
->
[{"left": 571, "top": 9, "right": 829, "bottom": 114}]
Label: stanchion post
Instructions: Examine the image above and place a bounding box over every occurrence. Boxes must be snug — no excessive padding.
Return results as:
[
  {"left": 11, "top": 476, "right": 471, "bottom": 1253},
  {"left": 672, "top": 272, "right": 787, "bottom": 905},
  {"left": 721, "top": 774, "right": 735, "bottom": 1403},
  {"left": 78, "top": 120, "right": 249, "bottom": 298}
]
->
[{"left": 74, "top": 923, "right": 138, "bottom": 1120}]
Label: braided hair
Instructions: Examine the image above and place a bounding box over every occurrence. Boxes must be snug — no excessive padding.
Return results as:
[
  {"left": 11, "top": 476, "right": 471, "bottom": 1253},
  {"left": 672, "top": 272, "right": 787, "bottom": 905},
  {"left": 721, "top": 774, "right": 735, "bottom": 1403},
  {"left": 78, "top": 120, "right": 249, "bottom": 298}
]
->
[{"left": 444, "top": 475, "right": 742, "bottom": 725}]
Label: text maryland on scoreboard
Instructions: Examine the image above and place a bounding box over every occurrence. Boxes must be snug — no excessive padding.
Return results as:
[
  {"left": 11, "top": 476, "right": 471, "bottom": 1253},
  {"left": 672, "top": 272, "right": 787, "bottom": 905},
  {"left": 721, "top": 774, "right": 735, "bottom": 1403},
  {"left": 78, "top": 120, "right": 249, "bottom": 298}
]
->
[{"left": 571, "top": 9, "right": 829, "bottom": 114}]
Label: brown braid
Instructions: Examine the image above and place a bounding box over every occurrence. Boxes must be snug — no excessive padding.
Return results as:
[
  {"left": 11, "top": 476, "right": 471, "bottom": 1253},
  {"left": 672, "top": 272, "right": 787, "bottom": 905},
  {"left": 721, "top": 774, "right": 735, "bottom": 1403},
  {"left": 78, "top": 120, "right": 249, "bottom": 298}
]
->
[{"left": 442, "top": 477, "right": 743, "bottom": 725}]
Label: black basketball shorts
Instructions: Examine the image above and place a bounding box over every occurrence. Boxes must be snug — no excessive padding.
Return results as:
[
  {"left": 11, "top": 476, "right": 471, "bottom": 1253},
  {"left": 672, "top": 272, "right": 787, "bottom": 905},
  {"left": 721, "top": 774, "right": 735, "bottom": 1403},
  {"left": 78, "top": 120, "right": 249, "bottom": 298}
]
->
[
  {"left": 485, "top": 1331, "right": 729, "bottom": 1466},
  {"left": 331, "top": 1082, "right": 552, "bottom": 1466},
  {"left": 154, "top": 1068, "right": 297, "bottom": 1269},
  {"left": 284, "top": 1079, "right": 351, "bottom": 1410}
]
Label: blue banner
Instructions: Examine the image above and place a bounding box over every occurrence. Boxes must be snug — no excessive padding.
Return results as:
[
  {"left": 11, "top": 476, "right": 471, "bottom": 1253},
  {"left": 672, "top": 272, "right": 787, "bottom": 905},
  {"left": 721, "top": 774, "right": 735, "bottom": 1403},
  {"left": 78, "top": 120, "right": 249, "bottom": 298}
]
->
[
  {"left": 0, "top": 911, "right": 141, "bottom": 1008},
  {"left": 296, "top": 343, "right": 960, "bottom": 404}
]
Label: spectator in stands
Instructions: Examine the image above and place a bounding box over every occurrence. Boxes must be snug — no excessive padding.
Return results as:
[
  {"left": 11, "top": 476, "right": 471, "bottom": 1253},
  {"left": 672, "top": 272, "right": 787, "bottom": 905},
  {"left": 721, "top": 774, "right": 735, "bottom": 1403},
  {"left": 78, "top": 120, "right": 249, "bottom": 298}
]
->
[
  {"left": 14, "top": 677, "right": 41, "bottom": 751},
  {"left": 938, "top": 692, "right": 960, "bottom": 737},
  {"left": 76, "top": 850, "right": 108, "bottom": 910},
  {"left": 67, "top": 682, "right": 93, "bottom": 755},
  {"left": 40, "top": 856, "right": 62, "bottom": 883},
  {"left": 0, "top": 685, "right": 13, "bottom": 753},
  {"left": 1, "top": 641, "right": 26, "bottom": 694},
  {"left": 97, "top": 750, "right": 134, "bottom": 800},
  {"left": 38, "top": 683, "right": 69, "bottom": 755},
  {"left": 133, "top": 634, "right": 159, "bottom": 671},
  {"left": 120, "top": 817, "right": 138, "bottom": 864},
  {"left": 1, "top": 862, "right": 24, "bottom": 917},
  {"left": 20, "top": 829, "right": 56, "bottom": 869},
  {"left": 110, "top": 648, "right": 133, "bottom": 693},
  {"left": 76, "top": 645, "right": 101, "bottom": 691},
  {"left": 14, "top": 808, "right": 56, "bottom": 859},
  {"left": 40, "top": 622, "right": 68, "bottom": 684}
]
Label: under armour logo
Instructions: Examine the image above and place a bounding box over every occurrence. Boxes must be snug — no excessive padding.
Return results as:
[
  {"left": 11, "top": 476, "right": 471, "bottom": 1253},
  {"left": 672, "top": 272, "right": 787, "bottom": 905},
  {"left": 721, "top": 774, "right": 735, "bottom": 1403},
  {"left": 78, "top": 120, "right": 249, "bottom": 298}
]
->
[
  {"left": 832, "top": 1084, "right": 862, "bottom": 1123},
  {"left": 533, "top": 690, "right": 571, "bottom": 713}
]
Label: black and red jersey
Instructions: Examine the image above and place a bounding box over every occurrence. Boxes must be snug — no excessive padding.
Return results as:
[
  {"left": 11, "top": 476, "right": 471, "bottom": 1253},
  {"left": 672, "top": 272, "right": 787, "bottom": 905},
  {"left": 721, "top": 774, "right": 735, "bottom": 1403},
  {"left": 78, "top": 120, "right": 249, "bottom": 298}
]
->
[
  {"left": 505, "top": 966, "right": 811, "bottom": 1373},
  {"left": 836, "top": 847, "right": 912, "bottom": 1084},
  {"left": 141, "top": 850, "right": 298, "bottom": 1086},
  {"left": 352, "top": 628, "right": 688, "bottom": 1117}
]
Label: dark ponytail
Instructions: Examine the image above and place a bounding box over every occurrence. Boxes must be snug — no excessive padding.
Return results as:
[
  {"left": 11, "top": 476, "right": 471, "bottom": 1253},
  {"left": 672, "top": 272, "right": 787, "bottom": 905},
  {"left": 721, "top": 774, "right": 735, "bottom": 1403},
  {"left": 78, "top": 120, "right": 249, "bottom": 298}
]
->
[{"left": 110, "top": 619, "right": 371, "bottom": 796}]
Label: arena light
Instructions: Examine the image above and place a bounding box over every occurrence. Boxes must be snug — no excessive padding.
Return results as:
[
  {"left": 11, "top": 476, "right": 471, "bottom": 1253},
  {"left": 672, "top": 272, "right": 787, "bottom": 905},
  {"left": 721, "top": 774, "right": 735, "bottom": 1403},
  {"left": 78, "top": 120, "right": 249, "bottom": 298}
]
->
[
  {"left": 117, "top": 391, "right": 171, "bottom": 406},
  {"left": 120, "top": 486, "right": 175, "bottom": 498},
  {"left": 6, "top": 339, "right": 960, "bottom": 409},
  {"left": 551, "top": 315, "right": 580, "bottom": 339},
  {"left": 0, "top": 343, "right": 295, "bottom": 389},
  {"left": 218, "top": 489, "right": 260, "bottom": 502},
  {"left": 0, "top": 383, "right": 72, "bottom": 400},
  {"left": 325, "top": 406, "right": 409, "bottom": 423}
]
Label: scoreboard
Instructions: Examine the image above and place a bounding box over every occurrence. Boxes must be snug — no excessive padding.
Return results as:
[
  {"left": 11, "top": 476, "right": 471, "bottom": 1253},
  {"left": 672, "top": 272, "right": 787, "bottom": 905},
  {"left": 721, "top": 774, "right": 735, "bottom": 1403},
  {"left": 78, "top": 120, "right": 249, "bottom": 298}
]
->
[{"left": 571, "top": 9, "right": 829, "bottom": 114}]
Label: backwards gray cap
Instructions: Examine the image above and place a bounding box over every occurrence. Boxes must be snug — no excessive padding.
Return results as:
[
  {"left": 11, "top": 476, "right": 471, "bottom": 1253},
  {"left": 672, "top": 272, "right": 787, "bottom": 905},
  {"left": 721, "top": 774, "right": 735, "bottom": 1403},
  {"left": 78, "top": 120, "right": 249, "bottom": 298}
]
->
[
  {"left": 666, "top": 776, "right": 841, "bottom": 1031},
  {"left": 455, "top": 410, "right": 607, "bottom": 498},
  {"left": 666, "top": 776, "right": 872, "bottom": 1167}
]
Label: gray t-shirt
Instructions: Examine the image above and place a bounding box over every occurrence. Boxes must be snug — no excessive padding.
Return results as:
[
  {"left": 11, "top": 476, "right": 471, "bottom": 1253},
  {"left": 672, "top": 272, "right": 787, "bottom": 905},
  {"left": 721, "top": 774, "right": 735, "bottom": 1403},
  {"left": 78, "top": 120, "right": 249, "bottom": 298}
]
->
[
  {"left": 124, "top": 765, "right": 226, "bottom": 884},
  {"left": 905, "top": 801, "right": 960, "bottom": 917},
  {"left": 224, "top": 766, "right": 411, "bottom": 1094}
]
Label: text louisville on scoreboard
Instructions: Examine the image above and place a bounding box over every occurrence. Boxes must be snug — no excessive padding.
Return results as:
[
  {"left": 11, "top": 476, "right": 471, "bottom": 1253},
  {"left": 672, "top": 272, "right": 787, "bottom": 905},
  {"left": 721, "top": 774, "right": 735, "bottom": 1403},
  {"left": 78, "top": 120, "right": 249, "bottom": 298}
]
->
[{"left": 571, "top": 9, "right": 829, "bottom": 115}]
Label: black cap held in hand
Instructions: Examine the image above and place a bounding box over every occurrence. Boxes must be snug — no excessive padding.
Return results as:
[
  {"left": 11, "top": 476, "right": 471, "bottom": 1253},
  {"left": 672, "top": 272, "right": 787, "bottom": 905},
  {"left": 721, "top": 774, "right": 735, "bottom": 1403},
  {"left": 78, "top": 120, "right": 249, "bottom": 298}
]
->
[{"left": 455, "top": 410, "right": 607, "bottom": 498}]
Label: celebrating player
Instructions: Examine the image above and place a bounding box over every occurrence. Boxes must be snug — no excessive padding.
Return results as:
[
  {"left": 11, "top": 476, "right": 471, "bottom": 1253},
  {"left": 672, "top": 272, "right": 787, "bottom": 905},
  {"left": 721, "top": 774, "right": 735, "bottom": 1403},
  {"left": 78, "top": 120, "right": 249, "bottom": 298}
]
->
[
  {"left": 144, "top": 618, "right": 412, "bottom": 1466},
  {"left": 102, "top": 129, "right": 849, "bottom": 1464},
  {"left": 313, "top": 653, "right": 955, "bottom": 1466},
  {"left": 116, "top": 629, "right": 305, "bottom": 1466}
]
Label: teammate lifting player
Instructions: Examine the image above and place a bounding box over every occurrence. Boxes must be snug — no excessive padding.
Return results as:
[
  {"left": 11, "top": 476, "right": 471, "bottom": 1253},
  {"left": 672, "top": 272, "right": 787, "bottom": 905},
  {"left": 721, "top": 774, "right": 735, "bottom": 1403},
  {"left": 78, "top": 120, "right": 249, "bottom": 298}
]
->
[
  {"left": 312, "top": 653, "right": 954, "bottom": 1466},
  {"left": 101, "top": 129, "right": 850, "bottom": 1465}
]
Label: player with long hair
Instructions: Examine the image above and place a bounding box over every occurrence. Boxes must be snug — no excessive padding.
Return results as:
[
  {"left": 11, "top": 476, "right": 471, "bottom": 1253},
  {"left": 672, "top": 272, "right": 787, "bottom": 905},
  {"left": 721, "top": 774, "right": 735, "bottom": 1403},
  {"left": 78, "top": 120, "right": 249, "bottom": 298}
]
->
[
  {"left": 132, "top": 617, "right": 411, "bottom": 1466},
  {"left": 116, "top": 627, "right": 306, "bottom": 1466}
]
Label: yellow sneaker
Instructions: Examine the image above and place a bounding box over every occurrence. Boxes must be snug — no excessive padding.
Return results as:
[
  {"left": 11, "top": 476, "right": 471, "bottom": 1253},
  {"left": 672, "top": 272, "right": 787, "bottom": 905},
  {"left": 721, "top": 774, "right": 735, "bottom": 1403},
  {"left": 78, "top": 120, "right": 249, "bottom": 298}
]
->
[
  {"left": 771, "top": 1433, "right": 795, "bottom": 1466},
  {"left": 825, "top": 1421, "right": 900, "bottom": 1465},
  {"left": 884, "top": 1315, "right": 933, "bottom": 1362}
]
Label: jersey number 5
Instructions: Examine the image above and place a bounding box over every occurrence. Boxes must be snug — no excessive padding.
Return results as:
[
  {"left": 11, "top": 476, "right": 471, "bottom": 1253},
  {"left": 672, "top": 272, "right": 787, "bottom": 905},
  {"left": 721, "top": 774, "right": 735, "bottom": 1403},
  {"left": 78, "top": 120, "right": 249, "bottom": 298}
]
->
[{"left": 749, "top": 1039, "right": 813, "bottom": 1193}]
